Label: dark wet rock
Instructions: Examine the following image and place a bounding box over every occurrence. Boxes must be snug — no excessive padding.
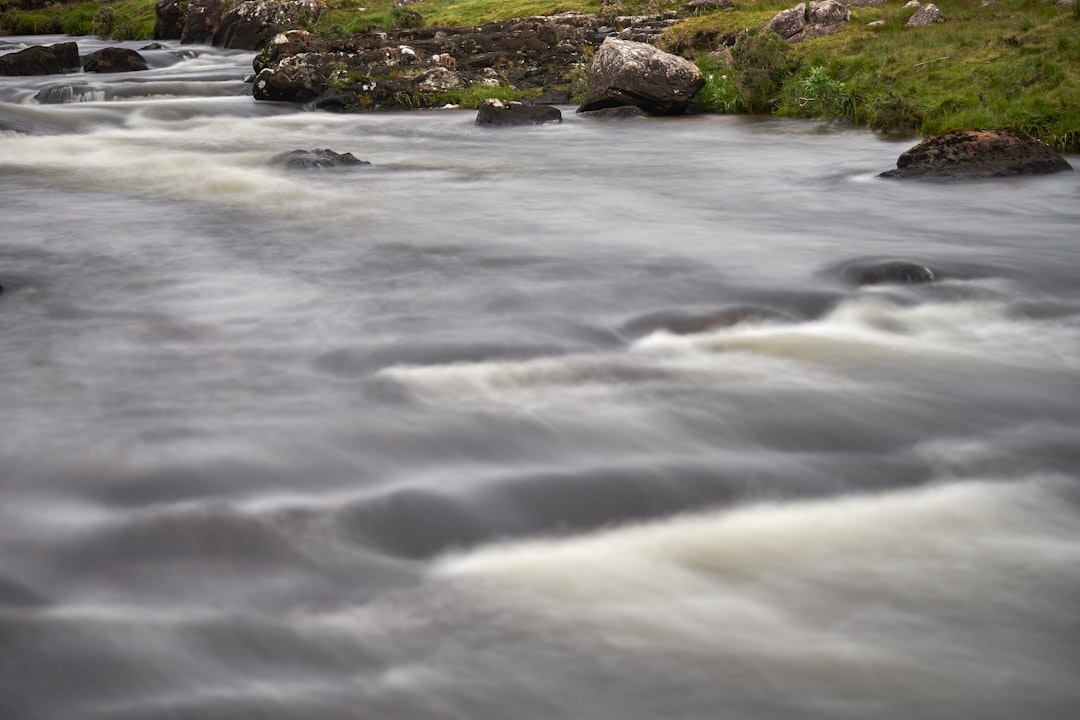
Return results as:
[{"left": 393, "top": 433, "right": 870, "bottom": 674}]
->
[
  {"left": 844, "top": 261, "right": 937, "bottom": 286},
  {"left": 0, "top": 42, "right": 81, "bottom": 76},
  {"left": 253, "top": 13, "right": 602, "bottom": 109},
  {"left": 475, "top": 98, "right": 563, "bottom": 126},
  {"left": 881, "top": 130, "right": 1073, "bottom": 179},
  {"left": 274, "top": 148, "right": 371, "bottom": 169},
  {"left": 533, "top": 88, "right": 572, "bottom": 104},
  {"left": 83, "top": 48, "right": 150, "bottom": 74},
  {"left": 185, "top": 0, "right": 227, "bottom": 44},
  {"left": 579, "top": 105, "right": 648, "bottom": 119},
  {"left": 769, "top": 0, "right": 850, "bottom": 42},
  {"left": 34, "top": 84, "right": 92, "bottom": 104},
  {"left": 154, "top": 0, "right": 186, "bottom": 40},
  {"left": 213, "top": 0, "right": 326, "bottom": 51},
  {"left": 622, "top": 306, "right": 788, "bottom": 337},
  {"left": 577, "top": 37, "right": 704, "bottom": 116},
  {"left": 906, "top": 3, "right": 946, "bottom": 26},
  {"left": 140, "top": 42, "right": 170, "bottom": 51}
]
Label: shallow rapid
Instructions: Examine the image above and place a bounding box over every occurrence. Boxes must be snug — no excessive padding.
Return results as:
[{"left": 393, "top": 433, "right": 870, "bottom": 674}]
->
[{"left": 2, "top": 35, "right": 1080, "bottom": 720}]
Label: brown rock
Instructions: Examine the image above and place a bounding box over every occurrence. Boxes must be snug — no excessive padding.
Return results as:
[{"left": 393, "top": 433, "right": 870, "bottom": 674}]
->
[
  {"left": 577, "top": 37, "right": 705, "bottom": 116},
  {"left": 881, "top": 130, "right": 1073, "bottom": 179}
]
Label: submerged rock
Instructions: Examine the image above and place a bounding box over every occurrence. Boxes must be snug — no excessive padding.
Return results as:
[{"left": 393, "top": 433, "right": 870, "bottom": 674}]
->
[
  {"left": 274, "top": 148, "right": 371, "bottom": 169},
  {"left": 577, "top": 37, "right": 704, "bottom": 116},
  {"left": 475, "top": 99, "right": 563, "bottom": 126},
  {"left": 579, "top": 105, "right": 648, "bottom": 119},
  {"left": 844, "top": 261, "right": 937, "bottom": 286},
  {"left": 881, "top": 130, "right": 1073, "bottom": 179},
  {"left": 622, "top": 306, "right": 787, "bottom": 337},
  {"left": 83, "top": 48, "right": 150, "bottom": 74},
  {"left": 0, "top": 42, "right": 80, "bottom": 76}
]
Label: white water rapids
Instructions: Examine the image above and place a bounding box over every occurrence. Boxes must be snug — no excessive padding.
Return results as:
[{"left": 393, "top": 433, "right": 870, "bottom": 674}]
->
[{"left": 2, "top": 35, "right": 1080, "bottom": 720}]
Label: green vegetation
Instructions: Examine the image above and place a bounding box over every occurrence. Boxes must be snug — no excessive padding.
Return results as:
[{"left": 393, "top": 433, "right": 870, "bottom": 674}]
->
[
  {"left": 664, "top": 0, "right": 1080, "bottom": 150},
  {"left": 0, "top": 0, "right": 155, "bottom": 38},
  {"left": 2, "top": 0, "right": 1079, "bottom": 149}
]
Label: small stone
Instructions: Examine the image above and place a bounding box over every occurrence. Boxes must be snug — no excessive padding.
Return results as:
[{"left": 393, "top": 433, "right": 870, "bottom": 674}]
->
[
  {"left": 904, "top": 0, "right": 920, "bottom": 7},
  {"left": 906, "top": 3, "right": 946, "bottom": 26},
  {"left": 867, "top": 19, "right": 886, "bottom": 26},
  {"left": 476, "top": 98, "right": 563, "bottom": 126}
]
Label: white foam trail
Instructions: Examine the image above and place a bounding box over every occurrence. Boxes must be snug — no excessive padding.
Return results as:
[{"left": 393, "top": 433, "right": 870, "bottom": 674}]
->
[{"left": 436, "top": 478, "right": 1080, "bottom": 698}]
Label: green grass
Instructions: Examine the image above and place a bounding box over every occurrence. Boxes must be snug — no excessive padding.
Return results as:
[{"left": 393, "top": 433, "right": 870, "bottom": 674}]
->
[
  {"left": 662, "top": 0, "right": 1080, "bottom": 150},
  {"left": 0, "top": 0, "right": 156, "bottom": 39}
]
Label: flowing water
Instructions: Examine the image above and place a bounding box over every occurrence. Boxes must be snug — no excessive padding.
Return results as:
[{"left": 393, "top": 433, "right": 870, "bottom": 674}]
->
[{"left": 2, "top": 36, "right": 1080, "bottom": 720}]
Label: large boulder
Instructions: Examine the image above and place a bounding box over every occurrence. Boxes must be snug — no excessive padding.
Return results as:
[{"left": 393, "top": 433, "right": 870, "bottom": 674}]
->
[
  {"left": 182, "top": 0, "right": 226, "bottom": 44},
  {"left": 881, "top": 130, "right": 1073, "bottom": 179},
  {"left": 154, "top": 0, "right": 186, "bottom": 40},
  {"left": 475, "top": 99, "right": 563, "bottom": 126},
  {"left": 213, "top": 0, "right": 325, "bottom": 51},
  {"left": 83, "top": 48, "right": 150, "bottom": 74},
  {"left": 767, "top": 4, "right": 806, "bottom": 39},
  {"left": 0, "top": 42, "right": 80, "bottom": 76},
  {"left": 577, "top": 37, "right": 705, "bottom": 116}
]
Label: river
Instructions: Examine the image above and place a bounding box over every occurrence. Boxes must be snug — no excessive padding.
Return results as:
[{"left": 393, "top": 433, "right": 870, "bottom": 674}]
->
[{"left": 2, "top": 36, "right": 1080, "bottom": 720}]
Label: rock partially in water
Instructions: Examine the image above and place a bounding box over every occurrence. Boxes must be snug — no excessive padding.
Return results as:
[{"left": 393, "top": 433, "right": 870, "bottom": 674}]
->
[
  {"left": 213, "top": 0, "right": 326, "bottom": 51},
  {"left": 0, "top": 42, "right": 80, "bottom": 76},
  {"left": 476, "top": 99, "right": 563, "bottom": 126},
  {"left": 83, "top": 48, "right": 150, "bottom": 74},
  {"left": 274, "top": 148, "right": 371, "bottom": 169},
  {"left": 845, "top": 260, "right": 937, "bottom": 286},
  {"left": 577, "top": 37, "right": 704, "bottom": 116},
  {"left": 906, "top": 3, "right": 946, "bottom": 26},
  {"left": 881, "top": 130, "right": 1073, "bottom": 179},
  {"left": 621, "top": 306, "right": 788, "bottom": 337},
  {"left": 579, "top": 105, "right": 648, "bottom": 119},
  {"left": 192, "top": 0, "right": 228, "bottom": 44}
]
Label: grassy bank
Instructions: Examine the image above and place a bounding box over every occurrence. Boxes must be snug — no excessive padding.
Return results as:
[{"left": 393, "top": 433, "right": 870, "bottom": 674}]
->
[{"left": 3, "top": 0, "right": 1078, "bottom": 149}]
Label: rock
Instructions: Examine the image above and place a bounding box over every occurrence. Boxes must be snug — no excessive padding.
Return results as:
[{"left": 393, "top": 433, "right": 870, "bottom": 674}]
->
[
  {"left": 844, "top": 261, "right": 936, "bottom": 286},
  {"left": 83, "top": 48, "right": 150, "bottom": 74},
  {"left": 769, "top": 0, "right": 850, "bottom": 42},
  {"left": 154, "top": 0, "right": 187, "bottom": 40},
  {"left": 808, "top": 0, "right": 850, "bottom": 24},
  {"left": 140, "top": 42, "right": 170, "bottom": 51},
  {"left": 903, "top": 0, "right": 920, "bottom": 7},
  {"left": 1056, "top": 0, "right": 1075, "bottom": 6},
  {"left": 767, "top": 4, "right": 806, "bottom": 40},
  {"left": 577, "top": 37, "right": 705, "bottom": 116},
  {"left": 414, "top": 66, "right": 463, "bottom": 93},
  {"left": 274, "top": 148, "right": 370, "bottom": 169},
  {"left": 622, "top": 306, "right": 787, "bottom": 337},
  {"left": 906, "top": 3, "right": 946, "bottom": 26},
  {"left": 880, "top": 129, "right": 1073, "bottom": 179},
  {"left": 476, "top": 99, "right": 563, "bottom": 126},
  {"left": 578, "top": 105, "right": 647, "bottom": 119},
  {"left": 254, "top": 13, "right": 602, "bottom": 109},
  {"left": 0, "top": 42, "right": 80, "bottom": 76},
  {"left": 213, "top": 0, "right": 326, "bottom": 51},
  {"left": 183, "top": 0, "right": 226, "bottom": 44},
  {"left": 867, "top": 19, "right": 886, "bottom": 26},
  {"left": 848, "top": 0, "right": 885, "bottom": 6}
]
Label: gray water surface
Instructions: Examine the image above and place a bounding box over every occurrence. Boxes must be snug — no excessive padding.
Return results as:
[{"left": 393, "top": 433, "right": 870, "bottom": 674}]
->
[{"left": 2, "top": 36, "right": 1080, "bottom": 720}]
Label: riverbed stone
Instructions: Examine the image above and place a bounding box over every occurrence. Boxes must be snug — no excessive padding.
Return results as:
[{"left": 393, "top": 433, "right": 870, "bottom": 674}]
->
[
  {"left": 476, "top": 99, "right": 563, "bottom": 126},
  {"left": 213, "top": 0, "right": 326, "bottom": 50},
  {"left": 274, "top": 148, "right": 371, "bottom": 169},
  {"left": 881, "top": 129, "right": 1073, "bottom": 179},
  {"left": 0, "top": 42, "right": 81, "bottom": 76},
  {"left": 844, "top": 261, "right": 937, "bottom": 286},
  {"left": 83, "top": 48, "right": 150, "bottom": 74},
  {"left": 577, "top": 37, "right": 705, "bottom": 116},
  {"left": 906, "top": 3, "right": 946, "bottom": 26}
]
